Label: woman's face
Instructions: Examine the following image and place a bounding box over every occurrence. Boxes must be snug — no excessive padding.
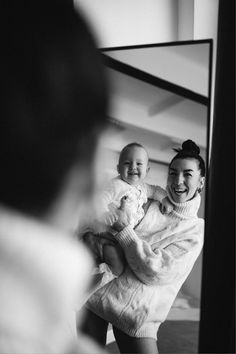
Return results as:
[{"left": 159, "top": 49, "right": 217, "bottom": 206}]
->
[{"left": 167, "top": 158, "right": 205, "bottom": 203}]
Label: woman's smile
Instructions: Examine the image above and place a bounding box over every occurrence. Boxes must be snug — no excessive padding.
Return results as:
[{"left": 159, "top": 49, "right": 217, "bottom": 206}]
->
[
  {"left": 173, "top": 187, "right": 188, "bottom": 195},
  {"left": 170, "top": 186, "right": 188, "bottom": 202},
  {"left": 167, "top": 158, "right": 204, "bottom": 203}
]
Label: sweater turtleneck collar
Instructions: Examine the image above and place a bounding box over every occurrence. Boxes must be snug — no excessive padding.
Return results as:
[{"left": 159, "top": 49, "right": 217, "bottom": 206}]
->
[{"left": 166, "top": 186, "right": 201, "bottom": 220}]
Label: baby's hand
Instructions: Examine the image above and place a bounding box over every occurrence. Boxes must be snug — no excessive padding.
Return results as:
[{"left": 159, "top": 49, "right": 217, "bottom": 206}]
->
[
  {"left": 120, "top": 195, "right": 130, "bottom": 210},
  {"left": 120, "top": 195, "right": 136, "bottom": 210},
  {"left": 120, "top": 196, "right": 134, "bottom": 222},
  {"left": 160, "top": 196, "right": 174, "bottom": 214}
]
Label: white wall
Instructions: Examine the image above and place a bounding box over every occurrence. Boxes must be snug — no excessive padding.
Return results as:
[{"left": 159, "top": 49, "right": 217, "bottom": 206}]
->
[
  {"left": 177, "top": 0, "right": 194, "bottom": 40},
  {"left": 194, "top": 0, "right": 219, "bottom": 41},
  {"left": 74, "top": 0, "right": 178, "bottom": 47},
  {"left": 194, "top": 0, "right": 219, "bottom": 156}
]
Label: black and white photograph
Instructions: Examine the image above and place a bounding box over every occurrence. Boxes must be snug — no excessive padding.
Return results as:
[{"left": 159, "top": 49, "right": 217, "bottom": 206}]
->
[{"left": 0, "top": 1, "right": 234, "bottom": 354}]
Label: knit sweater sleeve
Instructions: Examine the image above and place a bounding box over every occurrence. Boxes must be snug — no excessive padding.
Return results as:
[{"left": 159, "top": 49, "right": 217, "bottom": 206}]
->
[
  {"left": 145, "top": 184, "right": 167, "bottom": 201},
  {"left": 115, "top": 222, "right": 204, "bottom": 285}
]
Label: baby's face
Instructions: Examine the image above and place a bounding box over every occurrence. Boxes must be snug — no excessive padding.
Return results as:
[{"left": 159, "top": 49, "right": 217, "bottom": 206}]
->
[{"left": 118, "top": 146, "right": 149, "bottom": 185}]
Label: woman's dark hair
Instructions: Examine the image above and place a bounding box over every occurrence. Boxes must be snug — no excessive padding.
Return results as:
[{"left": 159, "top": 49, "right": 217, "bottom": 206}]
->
[
  {"left": 170, "top": 140, "right": 206, "bottom": 177},
  {"left": 0, "top": 1, "right": 108, "bottom": 215}
]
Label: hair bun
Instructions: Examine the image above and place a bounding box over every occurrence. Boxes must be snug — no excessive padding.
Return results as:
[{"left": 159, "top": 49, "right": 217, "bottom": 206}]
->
[{"left": 182, "top": 140, "right": 200, "bottom": 155}]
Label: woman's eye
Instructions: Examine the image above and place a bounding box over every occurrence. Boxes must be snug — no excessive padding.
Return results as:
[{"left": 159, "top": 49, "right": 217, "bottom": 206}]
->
[
  {"left": 169, "top": 172, "right": 176, "bottom": 176},
  {"left": 185, "top": 173, "right": 192, "bottom": 177}
]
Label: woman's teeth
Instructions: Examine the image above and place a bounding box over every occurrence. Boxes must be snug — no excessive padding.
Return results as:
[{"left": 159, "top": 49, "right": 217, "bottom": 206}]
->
[{"left": 174, "top": 189, "right": 187, "bottom": 194}]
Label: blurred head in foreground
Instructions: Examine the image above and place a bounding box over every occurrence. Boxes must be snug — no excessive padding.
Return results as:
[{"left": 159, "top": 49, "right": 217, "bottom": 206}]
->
[
  {"left": 1, "top": 0, "right": 108, "bottom": 227},
  {"left": 0, "top": 1, "right": 108, "bottom": 353}
]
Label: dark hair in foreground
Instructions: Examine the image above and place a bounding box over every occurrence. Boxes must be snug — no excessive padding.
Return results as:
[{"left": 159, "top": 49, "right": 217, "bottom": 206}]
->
[
  {"left": 170, "top": 140, "right": 206, "bottom": 177},
  {"left": 118, "top": 142, "right": 148, "bottom": 164},
  {"left": 0, "top": 1, "right": 108, "bottom": 215}
]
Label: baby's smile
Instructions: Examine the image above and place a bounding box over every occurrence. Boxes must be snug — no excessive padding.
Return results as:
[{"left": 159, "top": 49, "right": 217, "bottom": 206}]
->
[{"left": 128, "top": 171, "right": 139, "bottom": 175}]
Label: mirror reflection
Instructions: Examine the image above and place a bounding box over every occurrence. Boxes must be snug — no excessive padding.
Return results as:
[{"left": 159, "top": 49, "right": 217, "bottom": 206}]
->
[{"left": 81, "top": 42, "right": 211, "bottom": 354}]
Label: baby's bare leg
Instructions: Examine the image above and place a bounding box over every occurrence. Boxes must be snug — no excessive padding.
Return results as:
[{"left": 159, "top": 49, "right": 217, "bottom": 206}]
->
[
  {"left": 83, "top": 232, "right": 103, "bottom": 265},
  {"left": 103, "top": 244, "right": 125, "bottom": 276}
]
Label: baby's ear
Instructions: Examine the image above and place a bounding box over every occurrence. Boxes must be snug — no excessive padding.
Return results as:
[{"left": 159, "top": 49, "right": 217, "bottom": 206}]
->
[{"left": 146, "top": 165, "right": 150, "bottom": 174}]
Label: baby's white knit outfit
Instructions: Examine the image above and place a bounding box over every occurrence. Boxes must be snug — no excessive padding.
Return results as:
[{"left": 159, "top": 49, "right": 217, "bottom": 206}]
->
[
  {"left": 86, "top": 189, "right": 204, "bottom": 339},
  {"left": 90, "top": 176, "right": 167, "bottom": 233}
]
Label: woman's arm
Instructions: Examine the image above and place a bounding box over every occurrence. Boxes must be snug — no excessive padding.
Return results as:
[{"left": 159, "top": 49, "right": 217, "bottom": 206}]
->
[
  {"left": 114, "top": 221, "right": 204, "bottom": 285},
  {"left": 145, "top": 184, "right": 167, "bottom": 201},
  {"left": 145, "top": 184, "right": 174, "bottom": 214}
]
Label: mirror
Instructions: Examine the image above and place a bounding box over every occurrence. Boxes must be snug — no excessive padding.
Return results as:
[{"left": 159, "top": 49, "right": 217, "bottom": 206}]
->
[{"left": 97, "top": 41, "right": 212, "bottom": 354}]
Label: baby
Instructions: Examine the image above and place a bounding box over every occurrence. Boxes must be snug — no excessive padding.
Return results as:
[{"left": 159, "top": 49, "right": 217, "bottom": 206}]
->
[{"left": 81, "top": 143, "right": 173, "bottom": 276}]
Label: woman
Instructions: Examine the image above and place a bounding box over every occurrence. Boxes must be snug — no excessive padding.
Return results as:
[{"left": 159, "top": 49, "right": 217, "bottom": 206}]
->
[{"left": 80, "top": 140, "right": 206, "bottom": 354}]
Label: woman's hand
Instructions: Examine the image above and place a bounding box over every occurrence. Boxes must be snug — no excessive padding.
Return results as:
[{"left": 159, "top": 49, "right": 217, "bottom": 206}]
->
[{"left": 160, "top": 196, "right": 174, "bottom": 214}]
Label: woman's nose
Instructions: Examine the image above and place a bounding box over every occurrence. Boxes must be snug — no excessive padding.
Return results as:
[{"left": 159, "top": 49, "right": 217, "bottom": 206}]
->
[{"left": 175, "top": 174, "right": 184, "bottom": 185}]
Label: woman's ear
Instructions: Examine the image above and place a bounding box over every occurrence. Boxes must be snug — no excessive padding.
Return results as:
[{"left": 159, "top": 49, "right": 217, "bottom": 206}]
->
[
  {"left": 198, "top": 177, "right": 205, "bottom": 193},
  {"left": 117, "top": 164, "right": 120, "bottom": 174},
  {"left": 200, "top": 176, "right": 205, "bottom": 189}
]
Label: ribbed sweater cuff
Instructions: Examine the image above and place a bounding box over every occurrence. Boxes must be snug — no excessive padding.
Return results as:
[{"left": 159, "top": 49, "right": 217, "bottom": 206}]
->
[{"left": 115, "top": 226, "right": 138, "bottom": 248}]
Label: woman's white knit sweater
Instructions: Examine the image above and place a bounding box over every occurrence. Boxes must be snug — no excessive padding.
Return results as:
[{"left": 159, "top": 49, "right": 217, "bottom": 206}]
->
[{"left": 86, "top": 192, "right": 204, "bottom": 339}]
